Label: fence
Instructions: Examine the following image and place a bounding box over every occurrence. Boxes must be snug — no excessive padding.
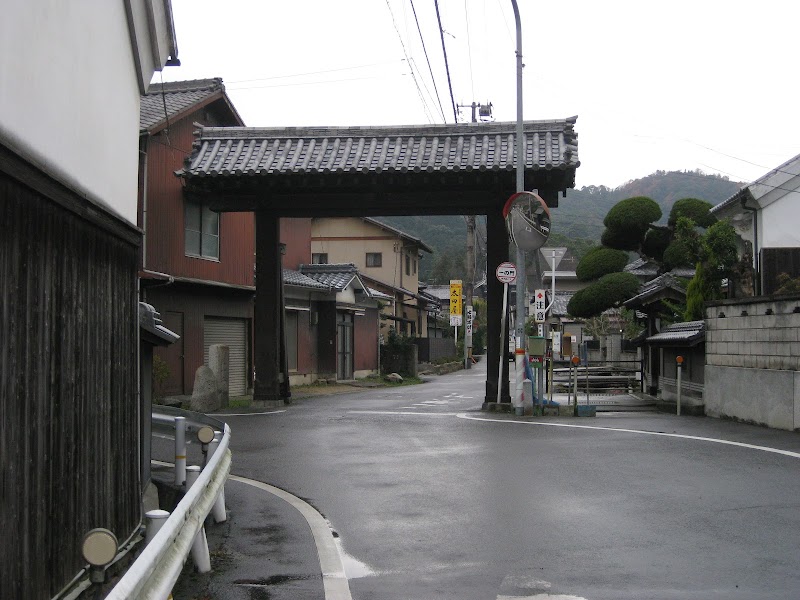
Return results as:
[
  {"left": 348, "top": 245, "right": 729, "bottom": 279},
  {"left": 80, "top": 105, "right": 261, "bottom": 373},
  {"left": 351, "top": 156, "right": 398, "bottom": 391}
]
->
[
  {"left": 551, "top": 359, "right": 643, "bottom": 396},
  {"left": 106, "top": 407, "right": 231, "bottom": 600},
  {"left": 415, "top": 337, "right": 457, "bottom": 363}
]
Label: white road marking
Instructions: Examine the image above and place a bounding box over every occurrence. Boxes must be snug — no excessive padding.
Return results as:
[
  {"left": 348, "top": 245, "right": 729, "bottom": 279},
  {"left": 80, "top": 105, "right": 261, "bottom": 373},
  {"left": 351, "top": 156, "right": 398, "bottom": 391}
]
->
[
  {"left": 229, "top": 476, "right": 354, "bottom": 600},
  {"left": 348, "top": 410, "right": 460, "bottom": 417},
  {"left": 497, "top": 595, "right": 586, "bottom": 600},
  {"left": 213, "top": 410, "right": 287, "bottom": 417},
  {"left": 457, "top": 413, "right": 800, "bottom": 459}
]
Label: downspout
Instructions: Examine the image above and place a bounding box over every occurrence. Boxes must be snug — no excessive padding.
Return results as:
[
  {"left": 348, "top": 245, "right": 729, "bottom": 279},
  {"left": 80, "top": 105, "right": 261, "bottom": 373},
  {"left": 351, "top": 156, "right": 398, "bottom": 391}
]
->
[
  {"left": 741, "top": 198, "right": 759, "bottom": 295},
  {"left": 139, "top": 133, "right": 150, "bottom": 301}
]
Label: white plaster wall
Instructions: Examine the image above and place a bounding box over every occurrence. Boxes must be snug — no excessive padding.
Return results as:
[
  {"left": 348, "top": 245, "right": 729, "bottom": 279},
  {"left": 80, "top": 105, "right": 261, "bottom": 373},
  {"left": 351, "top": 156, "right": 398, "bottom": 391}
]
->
[
  {"left": 705, "top": 365, "right": 797, "bottom": 430},
  {"left": 0, "top": 2, "right": 142, "bottom": 224},
  {"left": 760, "top": 194, "right": 800, "bottom": 248}
]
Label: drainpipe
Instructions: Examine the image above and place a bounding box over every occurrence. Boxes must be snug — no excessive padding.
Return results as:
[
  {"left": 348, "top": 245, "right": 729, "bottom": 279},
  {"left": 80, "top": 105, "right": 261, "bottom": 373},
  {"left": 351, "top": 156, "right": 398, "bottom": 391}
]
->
[
  {"left": 741, "top": 198, "right": 759, "bottom": 295},
  {"left": 139, "top": 133, "right": 150, "bottom": 301}
]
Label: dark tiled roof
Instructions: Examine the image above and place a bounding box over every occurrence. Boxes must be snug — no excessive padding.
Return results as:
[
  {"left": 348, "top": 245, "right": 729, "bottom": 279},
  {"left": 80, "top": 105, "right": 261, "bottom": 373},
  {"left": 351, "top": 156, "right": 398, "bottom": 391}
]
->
[
  {"left": 624, "top": 273, "right": 686, "bottom": 307},
  {"left": 624, "top": 258, "right": 694, "bottom": 279},
  {"left": 299, "top": 263, "right": 360, "bottom": 292},
  {"left": 646, "top": 320, "right": 705, "bottom": 346},
  {"left": 364, "top": 218, "right": 433, "bottom": 253},
  {"left": 141, "top": 78, "right": 233, "bottom": 132},
  {"left": 179, "top": 117, "right": 579, "bottom": 177},
  {"left": 283, "top": 269, "right": 329, "bottom": 290}
]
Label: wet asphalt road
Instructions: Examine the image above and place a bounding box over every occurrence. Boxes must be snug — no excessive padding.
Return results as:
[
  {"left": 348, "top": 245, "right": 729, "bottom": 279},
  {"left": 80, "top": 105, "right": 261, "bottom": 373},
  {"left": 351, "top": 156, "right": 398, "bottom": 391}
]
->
[{"left": 211, "top": 360, "right": 800, "bottom": 600}]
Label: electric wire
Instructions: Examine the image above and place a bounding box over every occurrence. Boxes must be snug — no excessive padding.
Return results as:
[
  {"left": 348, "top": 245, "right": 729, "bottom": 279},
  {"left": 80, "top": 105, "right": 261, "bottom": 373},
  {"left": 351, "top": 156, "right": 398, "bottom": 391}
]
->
[
  {"left": 433, "top": 0, "right": 459, "bottom": 123},
  {"left": 409, "top": 0, "right": 447, "bottom": 123},
  {"left": 384, "top": 0, "right": 438, "bottom": 124},
  {"left": 464, "top": 0, "right": 475, "bottom": 100}
]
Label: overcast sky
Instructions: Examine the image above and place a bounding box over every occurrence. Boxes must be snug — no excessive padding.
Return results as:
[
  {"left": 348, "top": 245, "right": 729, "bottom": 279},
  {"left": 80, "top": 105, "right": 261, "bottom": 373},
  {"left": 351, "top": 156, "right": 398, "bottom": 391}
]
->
[{"left": 159, "top": 0, "right": 800, "bottom": 189}]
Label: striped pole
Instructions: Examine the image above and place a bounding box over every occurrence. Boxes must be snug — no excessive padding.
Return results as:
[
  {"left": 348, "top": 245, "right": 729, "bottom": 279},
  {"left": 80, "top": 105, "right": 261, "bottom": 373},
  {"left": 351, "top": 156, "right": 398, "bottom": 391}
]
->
[{"left": 174, "top": 416, "right": 186, "bottom": 486}]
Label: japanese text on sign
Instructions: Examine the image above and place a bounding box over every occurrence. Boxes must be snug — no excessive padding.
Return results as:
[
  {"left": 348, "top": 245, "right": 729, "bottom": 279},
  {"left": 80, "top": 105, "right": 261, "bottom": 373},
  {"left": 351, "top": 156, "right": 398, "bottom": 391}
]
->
[
  {"left": 534, "top": 289, "right": 546, "bottom": 323},
  {"left": 449, "top": 280, "right": 463, "bottom": 325}
]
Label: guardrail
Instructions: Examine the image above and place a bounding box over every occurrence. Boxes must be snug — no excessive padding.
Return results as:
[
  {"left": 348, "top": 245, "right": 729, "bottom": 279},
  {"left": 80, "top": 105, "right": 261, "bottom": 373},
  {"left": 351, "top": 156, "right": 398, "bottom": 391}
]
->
[{"left": 106, "top": 408, "right": 231, "bottom": 600}]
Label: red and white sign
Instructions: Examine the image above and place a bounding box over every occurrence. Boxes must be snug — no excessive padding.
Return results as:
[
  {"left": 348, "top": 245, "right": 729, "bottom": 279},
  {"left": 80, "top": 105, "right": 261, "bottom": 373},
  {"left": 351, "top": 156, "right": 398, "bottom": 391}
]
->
[{"left": 496, "top": 262, "right": 517, "bottom": 284}]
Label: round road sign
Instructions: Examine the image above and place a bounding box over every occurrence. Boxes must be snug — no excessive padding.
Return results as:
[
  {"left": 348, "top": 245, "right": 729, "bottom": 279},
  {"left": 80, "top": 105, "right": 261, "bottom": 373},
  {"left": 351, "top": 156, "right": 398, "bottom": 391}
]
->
[{"left": 496, "top": 262, "right": 517, "bottom": 283}]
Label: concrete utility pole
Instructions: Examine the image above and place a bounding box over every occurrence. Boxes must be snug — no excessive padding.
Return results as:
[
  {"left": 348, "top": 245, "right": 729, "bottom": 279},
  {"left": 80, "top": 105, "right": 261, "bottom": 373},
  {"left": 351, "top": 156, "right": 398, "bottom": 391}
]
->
[
  {"left": 511, "top": 0, "right": 526, "bottom": 353},
  {"left": 465, "top": 215, "right": 475, "bottom": 369}
]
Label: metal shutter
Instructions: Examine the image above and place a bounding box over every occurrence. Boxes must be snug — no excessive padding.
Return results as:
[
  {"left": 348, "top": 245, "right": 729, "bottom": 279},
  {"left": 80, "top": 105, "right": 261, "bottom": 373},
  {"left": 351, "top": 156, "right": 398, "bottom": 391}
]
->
[{"left": 204, "top": 317, "right": 248, "bottom": 396}]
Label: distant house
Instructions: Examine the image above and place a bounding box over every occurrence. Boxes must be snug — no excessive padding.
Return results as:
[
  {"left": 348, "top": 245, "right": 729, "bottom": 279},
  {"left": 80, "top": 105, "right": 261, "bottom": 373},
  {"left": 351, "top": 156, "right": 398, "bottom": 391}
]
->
[
  {"left": 711, "top": 152, "right": 800, "bottom": 296},
  {"left": 298, "top": 263, "right": 380, "bottom": 380},
  {"left": 311, "top": 217, "right": 436, "bottom": 338},
  {"left": 138, "top": 78, "right": 254, "bottom": 396},
  {"left": 1, "top": 3, "right": 178, "bottom": 598}
]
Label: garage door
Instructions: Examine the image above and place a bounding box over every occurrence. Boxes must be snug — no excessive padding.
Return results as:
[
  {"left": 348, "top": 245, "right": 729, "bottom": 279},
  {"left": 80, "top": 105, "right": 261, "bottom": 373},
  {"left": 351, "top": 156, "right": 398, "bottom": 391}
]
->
[{"left": 204, "top": 317, "right": 249, "bottom": 396}]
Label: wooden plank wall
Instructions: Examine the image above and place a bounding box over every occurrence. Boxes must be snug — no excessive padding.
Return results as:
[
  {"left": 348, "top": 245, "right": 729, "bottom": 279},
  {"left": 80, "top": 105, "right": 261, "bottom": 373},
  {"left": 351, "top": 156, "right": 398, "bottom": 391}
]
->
[
  {"left": 762, "top": 247, "right": 800, "bottom": 295},
  {"left": 0, "top": 173, "right": 139, "bottom": 599}
]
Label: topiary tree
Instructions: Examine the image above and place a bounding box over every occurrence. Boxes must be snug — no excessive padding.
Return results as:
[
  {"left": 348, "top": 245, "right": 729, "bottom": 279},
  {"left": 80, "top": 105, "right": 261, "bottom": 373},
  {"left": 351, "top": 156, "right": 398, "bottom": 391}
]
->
[
  {"left": 567, "top": 272, "right": 641, "bottom": 318},
  {"left": 668, "top": 198, "right": 716, "bottom": 228},
  {"left": 575, "top": 247, "right": 629, "bottom": 282},
  {"left": 683, "top": 220, "right": 738, "bottom": 320},
  {"left": 601, "top": 196, "right": 662, "bottom": 252}
]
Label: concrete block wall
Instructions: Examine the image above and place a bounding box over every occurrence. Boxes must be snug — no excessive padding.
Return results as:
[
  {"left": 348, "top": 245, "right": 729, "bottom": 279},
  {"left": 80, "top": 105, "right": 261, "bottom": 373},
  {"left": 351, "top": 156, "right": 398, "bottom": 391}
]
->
[{"left": 705, "top": 295, "right": 800, "bottom": 430}]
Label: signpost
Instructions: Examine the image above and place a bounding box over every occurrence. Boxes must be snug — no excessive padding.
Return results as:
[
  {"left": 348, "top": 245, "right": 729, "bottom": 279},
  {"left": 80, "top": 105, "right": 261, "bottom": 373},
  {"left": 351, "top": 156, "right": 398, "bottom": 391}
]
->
[
  {"left": 464, "top": 305, "right": 474, "bottom": 369},
  {"left": 495, "top": 263, "right": 516, "bottom": 405},
  {"left": 533, "top": 289, "right": 546, "bottom": 323},
  {"left": 449, "top": 280, "right": 463, "bottom": 326}
]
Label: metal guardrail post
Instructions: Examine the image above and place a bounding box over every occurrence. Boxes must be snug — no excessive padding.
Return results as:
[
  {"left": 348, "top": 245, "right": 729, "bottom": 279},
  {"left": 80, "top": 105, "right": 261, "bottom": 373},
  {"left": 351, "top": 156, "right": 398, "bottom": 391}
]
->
[
  {"left": 144, "top": 510, "right": 170, "bottom": 545},
  {"left": 209, "top": 438, "right": 227, "bottom": 523},
  {"left": 174, "top": 416, "right": 186, "bottom": 486},
  {"left": 186, "top": 466, "right": 211, "bottom": 573}
]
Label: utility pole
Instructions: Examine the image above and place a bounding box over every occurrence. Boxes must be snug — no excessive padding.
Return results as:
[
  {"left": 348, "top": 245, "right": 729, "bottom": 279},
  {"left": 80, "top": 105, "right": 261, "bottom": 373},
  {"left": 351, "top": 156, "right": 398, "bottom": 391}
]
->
[
  {"left": 459, "top": 101, "right": 489, "bottom": 369},
  {"left": 465, "top": 215, "right": 475, "bottom": 369}
]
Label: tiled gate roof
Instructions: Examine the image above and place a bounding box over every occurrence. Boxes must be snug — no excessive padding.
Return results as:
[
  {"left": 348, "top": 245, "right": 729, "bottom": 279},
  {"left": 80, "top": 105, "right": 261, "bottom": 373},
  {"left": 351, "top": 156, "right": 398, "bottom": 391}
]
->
[{"left": 180, "top": 117, "right": 579, "bottom": 178}]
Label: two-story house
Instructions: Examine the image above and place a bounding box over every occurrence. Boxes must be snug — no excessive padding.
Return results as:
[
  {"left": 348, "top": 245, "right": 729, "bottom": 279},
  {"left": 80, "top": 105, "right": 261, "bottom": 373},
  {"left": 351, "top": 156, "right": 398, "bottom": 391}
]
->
[
  {"left": 311, "top": 217, "right": 436, "bottom": 338},
  {"left": 138, "top": 78, "right": 255, "bottom": 397}
]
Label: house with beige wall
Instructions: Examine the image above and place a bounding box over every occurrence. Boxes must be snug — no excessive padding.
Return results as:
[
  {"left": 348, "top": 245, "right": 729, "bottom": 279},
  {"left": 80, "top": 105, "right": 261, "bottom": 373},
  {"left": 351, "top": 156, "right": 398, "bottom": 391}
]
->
[{"left": 311, "top": 217, "right": 436, "bottom": 338}]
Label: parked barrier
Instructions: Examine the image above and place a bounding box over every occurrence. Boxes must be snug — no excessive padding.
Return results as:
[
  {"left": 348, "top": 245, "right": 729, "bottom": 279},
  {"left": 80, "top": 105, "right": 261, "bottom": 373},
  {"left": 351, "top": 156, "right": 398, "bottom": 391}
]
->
[{"left": 106, "top": 409, "right": 231, "bottom": 600}]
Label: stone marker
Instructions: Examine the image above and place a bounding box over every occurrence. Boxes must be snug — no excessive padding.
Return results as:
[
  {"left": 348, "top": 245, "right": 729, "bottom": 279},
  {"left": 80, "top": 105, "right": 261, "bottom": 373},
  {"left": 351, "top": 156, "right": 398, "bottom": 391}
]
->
[
  {"left": 191, "top": 365, "right": 220, "bottom": 413},
  {"left": 208, "top": 344, "right": 230, "bottom": 408},
  {"left": 385, "top": 372, "right": 403, "bottom": 383}
]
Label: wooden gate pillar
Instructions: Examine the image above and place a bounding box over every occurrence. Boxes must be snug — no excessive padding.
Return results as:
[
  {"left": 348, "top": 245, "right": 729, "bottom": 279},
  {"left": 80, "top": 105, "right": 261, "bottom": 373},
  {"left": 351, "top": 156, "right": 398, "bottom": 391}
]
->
[
  {"left": 254, "top": 210, "right": 283, "bottom": 406},
  {"left": 484, "top": 205, "right": 511, "bottom": 405}
]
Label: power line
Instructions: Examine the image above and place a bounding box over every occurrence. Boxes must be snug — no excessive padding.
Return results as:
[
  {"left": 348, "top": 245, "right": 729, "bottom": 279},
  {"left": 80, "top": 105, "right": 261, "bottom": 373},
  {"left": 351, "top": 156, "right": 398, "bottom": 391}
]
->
[
  {"left": 409, "top": 0, "right": 447, "bottom": 123},
  {"left": 385, "top": 0, "right": 438, "bottom": 124},
  {"left": 464, "top": 0, "right": 475, "bottom": 100},
  {"left": 433, "top": 0, "right": 459, "bottom": 123},
  {"left": 225, "top": 60, "right": 405, "bottom": 85}
]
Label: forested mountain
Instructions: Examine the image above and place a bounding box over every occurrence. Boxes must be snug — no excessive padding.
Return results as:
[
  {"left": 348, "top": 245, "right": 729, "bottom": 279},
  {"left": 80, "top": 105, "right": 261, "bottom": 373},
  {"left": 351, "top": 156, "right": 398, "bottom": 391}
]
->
[{"left": 377, "top": 170, "right": 743, "bottom": 284}]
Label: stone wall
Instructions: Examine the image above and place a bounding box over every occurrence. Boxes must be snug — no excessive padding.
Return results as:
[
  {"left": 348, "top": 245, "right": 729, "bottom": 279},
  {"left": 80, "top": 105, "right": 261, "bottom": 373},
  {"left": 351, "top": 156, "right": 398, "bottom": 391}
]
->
[{"left": 705, "top": 294, "right": 800, "bottom": 430}]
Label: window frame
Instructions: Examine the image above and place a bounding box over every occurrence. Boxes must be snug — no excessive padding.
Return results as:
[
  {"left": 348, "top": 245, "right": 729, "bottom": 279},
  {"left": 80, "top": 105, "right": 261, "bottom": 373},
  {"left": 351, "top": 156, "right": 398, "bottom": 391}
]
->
[
  {"left": 312, "top": 253, "right": 329, "bottom": 264},
  {"left": 184, "top": 200, "right": 220, "bottom": 260},
  {"left": 366, "top": 252, "right": 382, "bottom": 267}
]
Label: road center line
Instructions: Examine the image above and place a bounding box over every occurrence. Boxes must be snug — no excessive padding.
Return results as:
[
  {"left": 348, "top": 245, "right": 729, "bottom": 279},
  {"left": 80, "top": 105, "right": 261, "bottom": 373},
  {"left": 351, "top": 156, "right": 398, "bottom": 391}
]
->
[{"left": 457, "top": 413, "right": 800, "bottom": 459}]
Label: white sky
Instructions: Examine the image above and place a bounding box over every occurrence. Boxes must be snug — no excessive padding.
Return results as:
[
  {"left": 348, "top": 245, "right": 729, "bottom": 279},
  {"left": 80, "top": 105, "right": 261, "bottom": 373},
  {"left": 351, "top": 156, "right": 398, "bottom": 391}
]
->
[{"left": 159, "top": 0, "right": 800, "bottom": 189}]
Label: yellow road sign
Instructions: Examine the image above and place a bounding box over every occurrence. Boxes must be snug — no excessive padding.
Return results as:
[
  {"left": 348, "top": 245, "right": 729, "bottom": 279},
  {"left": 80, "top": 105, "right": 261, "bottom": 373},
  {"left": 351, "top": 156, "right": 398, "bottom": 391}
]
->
[{"left": 449, "top": 279, "right": 463, "bottom": 318}]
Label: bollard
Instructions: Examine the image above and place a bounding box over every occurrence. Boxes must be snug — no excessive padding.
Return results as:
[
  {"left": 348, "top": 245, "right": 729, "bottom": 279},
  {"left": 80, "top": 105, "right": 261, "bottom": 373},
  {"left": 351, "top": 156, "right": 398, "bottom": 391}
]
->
[
  {"left": 514, "top": 348, "right": 526, "bottom": 415},
  {"left": 522, "top": 379, "right": 533, "bottom": 416},
  {"left": 572, "top": 355, "right": 580, "bottom": 407},
  {"left": 208, "top": 438, "right": 227, "bottom": 523},
  {"left": 145, "top": 509, "right": 170, "bottom": 545},
  {"left": 186, "top": 466, "right": 212, "bottom": 573},
  {"left": 174, "top": 416, "right": 187, "bottom": 486},
  {"left": 676, "top": 355, "right": 684, "bottom": 416}
]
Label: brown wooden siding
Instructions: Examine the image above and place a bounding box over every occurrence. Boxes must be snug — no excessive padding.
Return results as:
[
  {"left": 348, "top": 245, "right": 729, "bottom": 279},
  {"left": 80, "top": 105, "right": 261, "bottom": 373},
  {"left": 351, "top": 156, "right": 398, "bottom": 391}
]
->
[
  {"left": 147, "top": 284, "right": 254, "bottom": 395},
  {"left": 281, "top": 218, "right": 312, "bottom": 269},
  {"left": 144, "top": 113, "right": 255, "bottom": 286},
  {"left": 1, "top": 172, "right": 139, "bottom": 599},
  {"left": 294, "top": 309, "right": 315, "bottom": 375},
  {"left": 761, "top": 247, "right": 800, "bottom": 295},
  {"left": 355, "top": 307, "right": 379, "bottom": 371}
]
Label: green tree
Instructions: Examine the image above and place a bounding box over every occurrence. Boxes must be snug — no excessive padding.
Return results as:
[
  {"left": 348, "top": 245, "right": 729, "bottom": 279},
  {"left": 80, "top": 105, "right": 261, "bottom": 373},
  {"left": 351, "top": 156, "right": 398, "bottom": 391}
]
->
[
  {"left": 683, "top": 220, "right": 738, "bottom": 320},
  {"left": 567, "top": 272, "right": 641, "bottom": 318},
  {"left": 575, "top": 247, "right": 629, "bottom": 282}
]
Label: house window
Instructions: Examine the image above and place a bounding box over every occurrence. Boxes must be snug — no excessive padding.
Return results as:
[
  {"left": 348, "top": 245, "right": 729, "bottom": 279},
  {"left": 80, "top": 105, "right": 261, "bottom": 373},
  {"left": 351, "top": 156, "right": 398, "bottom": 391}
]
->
[
  {"left": 312, "top": 253, "right": 328, "bottom": 264},
  {"left": 185, "top": 200, "right": 219, "bottom": 259},
  {"left": 366, "top": 252, "right": 382, "bottom": 267},
  {"left": 405, "top": 254, "right": 411, "bottom": 276},
  {"left": 413, "top": 258, "right": 417, "bottom": 274},
  {"left": 285, "top": 311, "right": 298, "bottom": 371}
]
